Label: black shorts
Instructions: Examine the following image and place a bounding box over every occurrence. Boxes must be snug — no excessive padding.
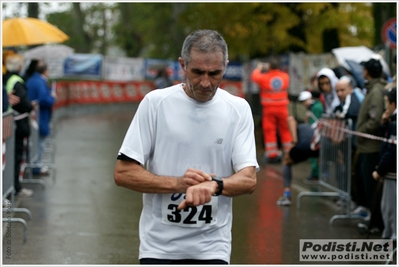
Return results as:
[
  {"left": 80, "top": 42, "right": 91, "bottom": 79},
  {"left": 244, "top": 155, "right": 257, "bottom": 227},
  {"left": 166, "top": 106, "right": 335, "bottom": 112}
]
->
[
  {"left": 289, "top": 124, "right": 319, "bottom": 163},
  {"left": 289, "top": 146, "right": 319, "bottom": 164},
  {"left": 140, "top": 258, "right": 228, "bottom": 264}
]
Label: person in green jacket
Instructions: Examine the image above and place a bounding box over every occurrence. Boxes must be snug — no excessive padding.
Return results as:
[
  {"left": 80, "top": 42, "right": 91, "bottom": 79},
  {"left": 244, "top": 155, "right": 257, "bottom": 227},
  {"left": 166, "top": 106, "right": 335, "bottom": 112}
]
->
[
  {"left": 355, "top": 58, "right": 387, "bottom": 234},
  {"left": 298, "top": 90, "right": 324, "bottom": 181}
]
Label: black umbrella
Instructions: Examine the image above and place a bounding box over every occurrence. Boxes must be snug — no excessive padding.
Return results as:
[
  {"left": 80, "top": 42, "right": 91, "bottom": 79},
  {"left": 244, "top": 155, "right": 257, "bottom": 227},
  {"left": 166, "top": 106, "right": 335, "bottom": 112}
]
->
[{"left": 345, "top": 59, "right": 365, "bottom": 89}]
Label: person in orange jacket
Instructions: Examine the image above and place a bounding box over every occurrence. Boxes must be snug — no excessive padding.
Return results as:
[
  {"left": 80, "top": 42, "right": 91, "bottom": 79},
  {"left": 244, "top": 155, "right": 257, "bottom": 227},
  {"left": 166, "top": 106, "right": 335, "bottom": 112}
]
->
[{"left": 251, "top": 59, "right": 292, "bottom": 163}]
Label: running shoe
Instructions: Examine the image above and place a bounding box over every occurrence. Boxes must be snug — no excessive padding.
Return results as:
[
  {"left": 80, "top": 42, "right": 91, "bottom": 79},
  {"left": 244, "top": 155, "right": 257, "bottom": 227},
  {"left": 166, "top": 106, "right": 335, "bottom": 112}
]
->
[
  {"left": 351, "top": 206, "right": 370, "bottom": 221},
  {"left": 277, "top": 196, "right": 292, "bottom": 206},
  {"left": 266, "top": 155, "right": 282, "bottom": 164},
  {"left": 357, "top": 222, "right": 369, "bottom": 235},
  {"left": 16, "top": 188, "right": 34, "bottom": 198}
]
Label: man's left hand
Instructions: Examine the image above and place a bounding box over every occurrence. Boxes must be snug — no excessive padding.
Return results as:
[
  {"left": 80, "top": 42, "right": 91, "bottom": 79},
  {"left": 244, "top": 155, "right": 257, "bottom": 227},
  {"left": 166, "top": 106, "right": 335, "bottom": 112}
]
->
[{"left": 177, "top": 181, "right": 218, "bottom": 210}]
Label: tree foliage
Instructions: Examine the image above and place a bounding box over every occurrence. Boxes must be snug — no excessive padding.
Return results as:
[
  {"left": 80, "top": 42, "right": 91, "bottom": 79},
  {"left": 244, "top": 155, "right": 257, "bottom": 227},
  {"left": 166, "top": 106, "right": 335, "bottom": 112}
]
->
[
  {"left": 178, "top": 3, "right": 377, "bottom": 58},
  {"left": 46, "top": 3, "right": 118, "bottom": 54},
  {"left": 7, "top": 2, "right": 394, "bottom": 60},
  {"left": 113, "top": 3, "right": 188, "bottom": 59}
]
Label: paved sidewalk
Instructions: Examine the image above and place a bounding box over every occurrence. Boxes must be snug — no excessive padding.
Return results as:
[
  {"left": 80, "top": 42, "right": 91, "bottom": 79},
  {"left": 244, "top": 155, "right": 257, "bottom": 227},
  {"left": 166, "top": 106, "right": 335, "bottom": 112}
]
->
[{"left": 2, "top": 108, "right": 393, "bottom": 265}]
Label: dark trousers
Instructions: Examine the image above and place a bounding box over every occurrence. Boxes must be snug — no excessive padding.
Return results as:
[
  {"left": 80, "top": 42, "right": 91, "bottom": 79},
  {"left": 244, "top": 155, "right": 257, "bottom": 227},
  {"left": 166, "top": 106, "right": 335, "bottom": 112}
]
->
[
  {"left": 356, "top": 152, "right": 379, "bottom": 209},
  {"left": 351, "top": 149, "right": 359, "bottom": 205},
  {"left": 356, "top": 152, "right": 384, "bottom": 230},
  {"left": 14, "top": 136, "right": 25, "bottom": 194},
  {"left": 140, "top": 258, "right": 228, "bottom": 264},
  {"left": 370, "top": 181, "right": 384, "bottom": 230}
]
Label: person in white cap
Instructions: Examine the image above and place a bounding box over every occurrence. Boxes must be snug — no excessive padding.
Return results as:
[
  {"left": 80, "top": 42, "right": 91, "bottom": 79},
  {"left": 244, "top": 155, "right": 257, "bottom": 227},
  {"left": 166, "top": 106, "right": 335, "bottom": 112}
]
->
[{"left": 298, "top": 90, "right": 324, "bottom": 182}]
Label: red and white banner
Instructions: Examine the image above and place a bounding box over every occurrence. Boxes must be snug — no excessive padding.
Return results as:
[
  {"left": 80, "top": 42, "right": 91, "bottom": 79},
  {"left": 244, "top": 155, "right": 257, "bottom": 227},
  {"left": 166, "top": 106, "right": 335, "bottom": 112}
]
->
[
  {"left": 54, "top": 81, "right": 155, "bottom": 108},
  {"left": 3, "top": 113, "right": 13, "bottom": 140},
  {"left": 54, "top": 80, "right": 244, "bottom": 109},
  {"left": 220, "top": 81, "right": 244, "bottom": 98}
]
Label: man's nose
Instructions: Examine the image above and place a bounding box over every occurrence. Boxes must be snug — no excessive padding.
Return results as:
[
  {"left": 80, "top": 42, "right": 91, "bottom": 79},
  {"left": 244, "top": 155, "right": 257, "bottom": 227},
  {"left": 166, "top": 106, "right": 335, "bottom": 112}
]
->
[{"left": 200, "top": 74, "right": 211, "bottom": 88}]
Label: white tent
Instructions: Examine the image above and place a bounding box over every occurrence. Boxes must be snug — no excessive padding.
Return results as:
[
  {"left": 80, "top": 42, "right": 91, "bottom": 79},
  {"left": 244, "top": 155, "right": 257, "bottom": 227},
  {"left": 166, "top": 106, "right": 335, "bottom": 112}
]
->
[
  {"left": 22, "top": 44, "right": 74, "bottom": 60},
  {"left": 332, "top": 46, "right": 391, "bottom": 77},
  {"left": 22, "top": 44, "right": 75, "bottom": 79}
]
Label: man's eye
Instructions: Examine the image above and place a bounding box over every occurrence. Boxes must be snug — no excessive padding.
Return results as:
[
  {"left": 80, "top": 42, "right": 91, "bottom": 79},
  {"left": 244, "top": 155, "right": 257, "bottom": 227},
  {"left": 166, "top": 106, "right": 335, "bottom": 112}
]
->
[{"left": 209, "top": 72, "right": 221, "bottom": 76}]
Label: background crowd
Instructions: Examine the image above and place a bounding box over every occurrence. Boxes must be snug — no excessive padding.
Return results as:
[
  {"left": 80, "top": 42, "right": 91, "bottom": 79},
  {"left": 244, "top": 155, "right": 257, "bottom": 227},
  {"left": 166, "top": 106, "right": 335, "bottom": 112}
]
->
[
  {"left": 2, "top": 43, "right": 397, "bottom": 260},
  {"left": 3, "top": 49, "right": 56, "bottom": 199},
  {"left": 251, "top": 54, "right": 397, "bottom": 244}
]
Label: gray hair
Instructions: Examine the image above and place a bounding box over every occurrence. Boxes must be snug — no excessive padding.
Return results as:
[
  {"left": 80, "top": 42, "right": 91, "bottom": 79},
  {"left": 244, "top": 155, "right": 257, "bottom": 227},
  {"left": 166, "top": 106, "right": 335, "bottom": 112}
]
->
[
  {"left": 181, "top": 29, "right": 228, "bottom": 66},
  {"left": 339, "top": 75, "right": 354, "bottom": 87},
  {"left": 5, "top": 54, "right": 23, "bottom": 72}
]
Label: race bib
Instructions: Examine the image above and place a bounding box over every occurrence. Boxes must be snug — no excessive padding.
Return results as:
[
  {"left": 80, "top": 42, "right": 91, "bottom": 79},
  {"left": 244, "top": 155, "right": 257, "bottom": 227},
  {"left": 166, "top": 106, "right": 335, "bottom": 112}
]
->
[{"left": 161, "top": 193, "right": 218, "bottom": 228}]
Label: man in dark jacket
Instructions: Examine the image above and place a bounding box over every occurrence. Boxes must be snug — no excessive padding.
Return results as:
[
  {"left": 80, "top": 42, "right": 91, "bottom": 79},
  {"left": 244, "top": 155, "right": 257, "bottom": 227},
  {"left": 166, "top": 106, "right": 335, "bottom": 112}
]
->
[
  {"left": 355, "top": 58, "right": 387, "bottom": 234},
  {"left": 4, "top": 53, "right": 34, "bottom": 197},
  {"left": 372, "top": 88, "right": 397, "bottom": 241},
  {"left": 334, "top": 76, "right": 363, "bottom": 128},
  {"left": 333, "top": 76, "right": 364, "bottom": 209}
]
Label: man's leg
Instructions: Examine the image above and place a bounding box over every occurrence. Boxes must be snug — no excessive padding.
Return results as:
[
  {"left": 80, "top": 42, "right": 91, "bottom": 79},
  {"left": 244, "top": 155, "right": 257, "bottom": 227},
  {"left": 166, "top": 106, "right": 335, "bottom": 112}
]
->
[
  {"left": 32, "top": 135, "right": 46, "bottom": 174},
  {"left": 309, "top": 157, "right": 319, "bottom": 179},
  {"left": 360, "top": 152, "right": 379, "bottom": 210},
  {"left": 276, "top": 105, "right": 292, "bottom": 154},
  {"left": 262, "top": 106, "right": 279, "bottom": 161},
  {"left": 277, "top": 152, "right": 294, "bottom": 206},
  {"left": 14, "top": 136, "right": 24, "bottom": 193}
]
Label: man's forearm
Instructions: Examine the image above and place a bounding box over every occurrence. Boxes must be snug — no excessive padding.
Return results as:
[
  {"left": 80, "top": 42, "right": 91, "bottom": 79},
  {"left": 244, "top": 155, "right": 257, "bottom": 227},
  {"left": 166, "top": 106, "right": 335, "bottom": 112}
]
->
[
  {"left": 114, "top": 160, "right": 180, "bottom": 193},
  {"left": 221, "top": 166, "right": 257, "bottom": 197}
]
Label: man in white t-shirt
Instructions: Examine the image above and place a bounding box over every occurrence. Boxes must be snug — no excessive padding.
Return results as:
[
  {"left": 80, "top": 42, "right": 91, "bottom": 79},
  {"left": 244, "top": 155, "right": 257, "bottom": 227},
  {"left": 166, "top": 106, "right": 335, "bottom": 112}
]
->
[{"left": 114, "top": 29, "right": 259, "bottom": 264}]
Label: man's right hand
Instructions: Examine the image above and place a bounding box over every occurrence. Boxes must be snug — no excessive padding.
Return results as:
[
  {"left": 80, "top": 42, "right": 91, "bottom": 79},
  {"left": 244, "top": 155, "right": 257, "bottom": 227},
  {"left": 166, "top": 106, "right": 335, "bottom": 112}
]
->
[
  {"left": 178, "top": 168, "right": 213, "bottom": 192},
  {"left": 8, "top": 93, "right": 20, "bottom": 106}
]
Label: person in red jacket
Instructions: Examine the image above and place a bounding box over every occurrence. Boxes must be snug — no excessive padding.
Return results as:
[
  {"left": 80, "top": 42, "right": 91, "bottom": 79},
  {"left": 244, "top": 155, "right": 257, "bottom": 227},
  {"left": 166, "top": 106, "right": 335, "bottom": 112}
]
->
[{"left": 251, "top": 59, "right": 292, "bottom": 163}]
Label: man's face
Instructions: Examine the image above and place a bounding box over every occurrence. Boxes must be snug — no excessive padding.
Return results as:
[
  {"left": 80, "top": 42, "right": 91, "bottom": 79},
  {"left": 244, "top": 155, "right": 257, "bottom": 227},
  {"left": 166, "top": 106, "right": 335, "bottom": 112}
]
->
[
  {"left": 384, "top": 95, "right": 396, "bottom": 114},
  {"left": 318, "top": 76, "right": 331, "bottom": 94},
  {"left": 363, "top": 68, "right": 369, "bottom": 81},
  {"left": 335, "top": 81, "right": 352, "bottom": 102},
  {"left": 301, "top": 98, "right": 312, "bottom": 108},
  {"left": 179, "top": 48, "right": 227, "bottom": 102}
]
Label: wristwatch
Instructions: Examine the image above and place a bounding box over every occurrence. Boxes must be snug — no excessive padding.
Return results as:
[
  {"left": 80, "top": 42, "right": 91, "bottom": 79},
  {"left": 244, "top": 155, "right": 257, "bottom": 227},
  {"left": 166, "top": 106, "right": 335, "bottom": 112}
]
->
[{"left": 211, "top": 177, "right": 224, "bottom": 196}]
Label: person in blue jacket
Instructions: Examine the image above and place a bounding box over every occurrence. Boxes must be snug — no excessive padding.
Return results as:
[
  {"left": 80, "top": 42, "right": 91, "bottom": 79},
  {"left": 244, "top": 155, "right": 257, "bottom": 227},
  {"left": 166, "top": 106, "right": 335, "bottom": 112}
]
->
[{"left": 25, "top": 60, "right": 56, "bottom": 175}]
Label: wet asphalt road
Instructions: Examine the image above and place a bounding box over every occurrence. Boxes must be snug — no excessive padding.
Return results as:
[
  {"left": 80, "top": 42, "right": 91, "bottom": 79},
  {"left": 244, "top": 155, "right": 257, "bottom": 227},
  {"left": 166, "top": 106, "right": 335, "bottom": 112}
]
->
[{"left": 2, "top": 106, "right": 393, "bottom": 265}]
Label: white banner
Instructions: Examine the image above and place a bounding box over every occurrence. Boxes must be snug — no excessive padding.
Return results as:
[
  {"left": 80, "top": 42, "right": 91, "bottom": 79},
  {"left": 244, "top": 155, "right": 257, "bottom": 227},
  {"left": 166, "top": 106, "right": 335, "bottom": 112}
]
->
[{"left": 103, "top": 56, "right": 144, "bottom": 81}]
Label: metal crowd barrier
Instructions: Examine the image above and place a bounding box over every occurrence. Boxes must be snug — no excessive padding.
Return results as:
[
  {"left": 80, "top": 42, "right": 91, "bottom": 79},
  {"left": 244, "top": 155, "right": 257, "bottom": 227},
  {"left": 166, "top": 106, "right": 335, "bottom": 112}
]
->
[
  {"left": 21, "top": 108, "right": 57, "bottom": 187},
  {"left": 2, "top": 111, "right": 31, "bottom": 242},
  {"left": 296, "top": 116, "right": 364, "bottom": 225}
]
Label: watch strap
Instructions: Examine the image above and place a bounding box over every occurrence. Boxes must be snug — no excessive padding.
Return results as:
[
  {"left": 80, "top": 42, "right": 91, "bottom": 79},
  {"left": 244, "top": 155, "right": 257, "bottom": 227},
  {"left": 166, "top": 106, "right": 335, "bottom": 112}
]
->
[{"left": 212, "top": 177, "right": 223, "bottom": 196}]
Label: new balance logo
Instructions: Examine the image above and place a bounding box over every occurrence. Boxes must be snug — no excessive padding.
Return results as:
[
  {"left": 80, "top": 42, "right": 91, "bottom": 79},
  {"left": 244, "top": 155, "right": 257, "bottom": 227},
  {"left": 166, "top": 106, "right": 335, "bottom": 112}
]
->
[{"left": 215, "top": 138, "right": 223, "bottom": 144}]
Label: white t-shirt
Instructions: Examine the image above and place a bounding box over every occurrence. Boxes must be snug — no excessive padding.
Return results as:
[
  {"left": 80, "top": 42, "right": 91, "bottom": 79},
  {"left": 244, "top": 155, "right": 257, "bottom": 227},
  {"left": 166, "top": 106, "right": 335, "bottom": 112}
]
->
[{"left": 118, "top": 84, "right": 259, "bottom": 263}]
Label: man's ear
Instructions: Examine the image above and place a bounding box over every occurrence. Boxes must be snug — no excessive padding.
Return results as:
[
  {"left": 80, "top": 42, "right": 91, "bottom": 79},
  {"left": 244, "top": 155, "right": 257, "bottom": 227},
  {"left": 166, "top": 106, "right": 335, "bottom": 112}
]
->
[
  {"left": 223, "top": 60, "right": 230, "bottom": 75},
  {"left": 178, "top": 57, "right": 185, "bottom": 71}
]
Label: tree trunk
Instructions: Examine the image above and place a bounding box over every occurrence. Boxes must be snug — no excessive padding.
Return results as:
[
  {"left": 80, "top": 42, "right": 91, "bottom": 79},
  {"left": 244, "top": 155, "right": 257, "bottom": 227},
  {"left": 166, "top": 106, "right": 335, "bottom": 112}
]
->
[
  {"left": 321, "top": 3, "right": 340, "bottom": 52},
  {"left": 322, "top": 29, "right": 340, "bottom": 52},
  {"left": 100, "top": 6, "right": 107, "bottom": 56},
  {"left": 286, "top": 3, "right": 307, "bottom": 53},
  {"left": 118, "top": 3, "right": 142, "bottom": 57},
  {"left": 72, "top": 3, "right": 92, "bottom": 53},
  {"left": 27, "top": 2, "right": 39, "bottom": 18}
]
